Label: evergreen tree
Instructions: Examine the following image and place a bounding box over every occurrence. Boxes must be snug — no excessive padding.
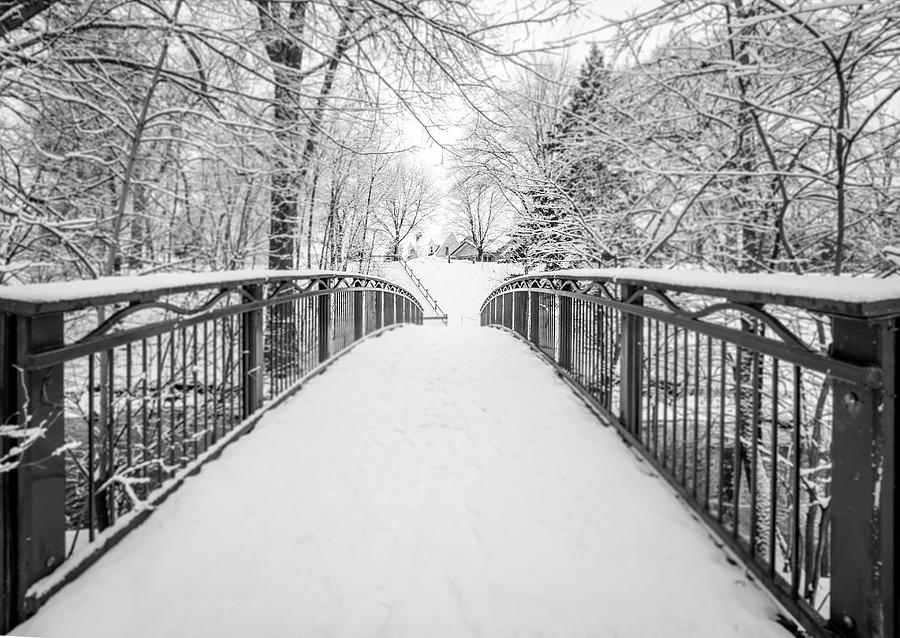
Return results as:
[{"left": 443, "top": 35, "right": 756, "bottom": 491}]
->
[{"left": 523, "top": 44, "right": 635, "bottom": 270}]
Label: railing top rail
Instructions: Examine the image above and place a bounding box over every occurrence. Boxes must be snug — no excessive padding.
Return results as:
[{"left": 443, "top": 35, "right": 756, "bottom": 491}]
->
[
  {"left": 486, "top": 267, "right": 900, "bottom": 318},
  {"left": 0, "top": 269, "right": 407, "bottom": 316}
]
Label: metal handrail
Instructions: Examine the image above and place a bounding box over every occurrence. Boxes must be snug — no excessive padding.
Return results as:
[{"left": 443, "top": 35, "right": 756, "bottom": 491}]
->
[
  {"left": 0, "top": 271, "right": 424, "bottom": 631},
  {"left": 398, "top": 259, "right": 446, "bottom": 320},
  {"left": 480, "top": 269, "right": 899, "bottom": 638}
]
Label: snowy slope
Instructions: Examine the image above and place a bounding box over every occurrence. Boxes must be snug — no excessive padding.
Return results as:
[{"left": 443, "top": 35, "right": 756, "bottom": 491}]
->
[
  {"left": 406, "top": 256, "right": 523, "bottom": 326},
  {"left": 371, "top": 261, "right": 441, "bottom": 318},
  {"left": 16, "top": 328, "right": 791, "bottom": 638}
]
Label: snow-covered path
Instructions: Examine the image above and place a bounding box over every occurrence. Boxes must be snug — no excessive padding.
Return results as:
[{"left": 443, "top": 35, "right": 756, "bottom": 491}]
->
[{"left": 16, "top": 327, "right": 789, "bottom": 638}]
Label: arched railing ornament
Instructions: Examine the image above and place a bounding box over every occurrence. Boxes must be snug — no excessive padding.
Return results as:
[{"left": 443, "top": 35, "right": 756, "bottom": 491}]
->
[
  {"left": 78, "top": 288, "right": 243, "bottom": 344},
  {"left": 484, "top": 274, "right": 821, "bottom": 353},
  {"left": 625, "top": 288, "right": 815, "bottom": 353}
]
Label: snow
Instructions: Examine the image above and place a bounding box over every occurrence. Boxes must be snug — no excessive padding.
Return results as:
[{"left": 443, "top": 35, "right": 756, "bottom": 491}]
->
[
  {"left": 524, "top": 268, "right": 900, "bottom": 306},
  {"left": 373, "top": 261, "right": 441, "bottom": 317},
  {"left": 15, "top": 327, "right": 791, "bottom": 638},
  {"left": 0, "top": 269, "right": 382, "bottom": 311},
  {"left": 405, "top": 256, "right": 523, "bottom": 326}
]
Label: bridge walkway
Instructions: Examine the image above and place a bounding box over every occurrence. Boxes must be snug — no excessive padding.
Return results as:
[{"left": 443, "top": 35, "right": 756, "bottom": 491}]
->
[{"left": 15, "top": 327, "right": 789, "bottom": 638}]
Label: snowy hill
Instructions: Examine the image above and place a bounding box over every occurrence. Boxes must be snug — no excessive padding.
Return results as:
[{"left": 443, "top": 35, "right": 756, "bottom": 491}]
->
[
  {"left": 406, "top": 257, "right": 523, "bottom": 326},
  {"left": 371, "top": 261, "right": 439, "bottom": 317}
]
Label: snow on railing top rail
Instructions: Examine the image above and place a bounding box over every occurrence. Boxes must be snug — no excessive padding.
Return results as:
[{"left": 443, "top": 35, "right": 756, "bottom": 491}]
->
[
  {"left": 0, "top": 269, "right": 405, "bottom": 315},
  {"left": 486, "top": 268, "right": 900, "bottom": 318}
]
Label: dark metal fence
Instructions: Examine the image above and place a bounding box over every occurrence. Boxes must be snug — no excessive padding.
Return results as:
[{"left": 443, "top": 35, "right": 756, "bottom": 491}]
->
[
  {"left": 481, "top": 271, "right": 897, "bottom": 638},
  {"left": 0, "top": 271, "right": 422, "bottom": 631}
]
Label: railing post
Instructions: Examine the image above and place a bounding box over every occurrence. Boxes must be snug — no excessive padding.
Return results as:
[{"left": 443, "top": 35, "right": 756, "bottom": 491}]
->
[
  {"left": 529, "top": 291, "right": 540, "bottom": 346},
  {"left": 241, "top": 285, "right": 264, "bottom": 418},
  {"left": 829, "top": 315, "right": 897, "bottom": 638},
  {"left": 619, "top": 284, "right": 643, "bottom": 438},
  {"left": 0, "top": 311, "right": 65, "bottom": 630},
  {"left": 1, "top": 311, "right": 11, "bottom": 631},
  {"left": 353, "top": 291, "right": 364, "bottom": 341},
  {"left": 317, "top": 281, "right": 331, "bottom": 364},
  {"left": 557, "top": 294, "right": 572, "bottom": 369}
]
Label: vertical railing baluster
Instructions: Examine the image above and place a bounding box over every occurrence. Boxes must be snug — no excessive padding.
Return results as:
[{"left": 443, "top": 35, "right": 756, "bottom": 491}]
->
[
  {"left": 768, "top": 358, "right": 779, "bottom": 576},
  {"left": 692, "top": 333, "right": 700, "bottom": 498},
  {"left": 141, "top": 338, "right": 149, "bottom": 494},
  {"left": 663, "top": 324, "right": 670, "bottom": 466},
  {"left": 705, "top": 335, "right": 712, "bottom": 509},
  {"left": 126, "top": 343, "right": 133, "bottom": 472},
  {"left": 790, "top": 365, "right": 801, "bottom": 600},
  {"left": 318, "top": 280, "right": 331, "bottom": 364},
  {"left": 717, "top": 343, "right": 727, "bottom": 525},
  {"left": 106, "top": 346, "right": 116, "bottom": 524},
  {"left": 620, "top": 284, "right": 643, "bottom": 438},
  {"left": 192, "top": 325, "right": 198, "bottom": 457},
  {"left": 211, "top": 325, "right": 218, "bottom": 444},
  {"left": 557, "top": 294, "right": 572, "bottom": 371},
  {"left": 749, "top": 349, "right": 761, "bottom": 557},
  {"left": 169, "top": 330, "right": 177, "bottom": 469},
  {"left": 241, "top": 284, "right": 264, "bottom": 419},
  {"left": 88, "top": 354, "right": 96, "bottom": 539},
  {"left": 733, "top": 348, "right": 744, "bottom": 539}
]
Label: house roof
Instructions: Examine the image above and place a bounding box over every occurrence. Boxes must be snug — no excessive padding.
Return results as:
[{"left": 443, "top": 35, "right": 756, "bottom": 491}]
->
[{"left": 450, "top": 239, "right": 476, "bottom": 257}]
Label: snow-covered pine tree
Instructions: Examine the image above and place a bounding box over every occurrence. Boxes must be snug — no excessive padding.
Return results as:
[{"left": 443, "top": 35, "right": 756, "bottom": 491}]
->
[{"left": 524, "top": 44, "right": 637, "bottom": 269}]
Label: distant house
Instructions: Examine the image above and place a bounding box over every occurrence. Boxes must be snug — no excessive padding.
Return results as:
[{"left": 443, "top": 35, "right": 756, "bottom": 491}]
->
[
  {"left": 427, "top": 232, "right": 507, "bottom": 262},
  {"left": 450, "top": 238, "right": 478, "bottom": 260},
  {"left": 434, "top": 233, "right": 460, "bottom": 259},
  {"left": 449, "top": 237, "right": 500, "bottom": 262}
]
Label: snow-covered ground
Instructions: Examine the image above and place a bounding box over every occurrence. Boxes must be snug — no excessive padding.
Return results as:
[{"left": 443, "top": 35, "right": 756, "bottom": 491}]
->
[
  {"left": 371, "top": 261, "right": 440, "bottom": 318},
  {"left": 15, "top": 327, "right": 790, "bottom": 638},
  {"left": 405, "top": 257, "right": 522, "bottom": 326}
]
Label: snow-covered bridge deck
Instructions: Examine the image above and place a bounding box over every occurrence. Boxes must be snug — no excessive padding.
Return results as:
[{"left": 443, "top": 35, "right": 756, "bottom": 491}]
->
[{"left": 15, "top": 327, "right": 787, "bottom": 638}]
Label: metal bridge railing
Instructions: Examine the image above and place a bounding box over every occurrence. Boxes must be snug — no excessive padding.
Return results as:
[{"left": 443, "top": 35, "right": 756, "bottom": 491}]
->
[
  {"left": 480, "top": 269, "right": 898, "bottom": 638},
  {"left": 0, "top": 271, "right": 423, "bottom": 631}
]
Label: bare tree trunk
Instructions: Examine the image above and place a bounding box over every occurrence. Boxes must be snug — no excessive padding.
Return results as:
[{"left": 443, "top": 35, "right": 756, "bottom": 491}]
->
[
  {"left": 258, "top": 0, "right": 357, "bottom": 269},
  {"left": 105, "top": 0, "right": 184, "bottom": 276}
]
